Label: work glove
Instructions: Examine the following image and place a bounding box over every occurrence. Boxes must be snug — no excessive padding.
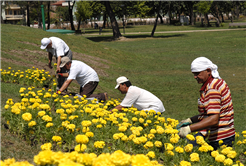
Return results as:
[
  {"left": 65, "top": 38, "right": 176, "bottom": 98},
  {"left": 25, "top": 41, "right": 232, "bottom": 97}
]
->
[
  {"left": 176, "top": 118, "right": 192, "bottom": 129},
  {"left": 178, "top": 125, "right": 191, "bottom": 138}
]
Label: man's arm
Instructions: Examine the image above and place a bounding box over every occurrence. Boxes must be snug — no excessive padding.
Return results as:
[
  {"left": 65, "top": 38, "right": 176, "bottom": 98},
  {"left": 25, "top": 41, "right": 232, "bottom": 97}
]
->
[
  {"left": 190, "top": 114, "right": 220, "bottom": 132},
  {"left": 57, "top": 73, "right": 69, "bottom": 78},
  {"left": 58, "top": 79, "right": 73, "bottom": 92},
  {"left": 56, "top": 56, "right": 62, "bottom": 72},
  {"left": 48, "top": 52, "right": 53, "bottom": 69},
  {"left": 110, "top": 105, "right": 125, "bottom": 112}
]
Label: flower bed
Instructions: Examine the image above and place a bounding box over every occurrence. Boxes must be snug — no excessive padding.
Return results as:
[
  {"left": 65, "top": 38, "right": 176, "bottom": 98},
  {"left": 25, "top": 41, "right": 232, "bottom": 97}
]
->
[{"left": 1, "top": 67, "right": 246, "bottom": 166}]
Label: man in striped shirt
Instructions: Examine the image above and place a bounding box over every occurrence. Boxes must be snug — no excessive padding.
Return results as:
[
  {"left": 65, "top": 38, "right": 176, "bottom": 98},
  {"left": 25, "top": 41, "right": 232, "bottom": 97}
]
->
[{"left": 177, "top": 57, "right": 235, "bottom": 150}]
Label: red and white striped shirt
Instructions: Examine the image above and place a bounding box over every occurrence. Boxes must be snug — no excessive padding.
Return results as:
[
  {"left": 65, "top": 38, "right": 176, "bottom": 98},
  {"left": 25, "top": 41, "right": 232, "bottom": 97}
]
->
[{"left": 198, "top": 76, "right": 235, "bottom": 142}]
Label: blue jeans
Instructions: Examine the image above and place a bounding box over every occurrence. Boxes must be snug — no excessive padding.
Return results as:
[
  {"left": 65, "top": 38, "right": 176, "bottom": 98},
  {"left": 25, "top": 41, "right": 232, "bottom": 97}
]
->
[{"left": 189, "top": 132, "right": 235, "bottom": 150}]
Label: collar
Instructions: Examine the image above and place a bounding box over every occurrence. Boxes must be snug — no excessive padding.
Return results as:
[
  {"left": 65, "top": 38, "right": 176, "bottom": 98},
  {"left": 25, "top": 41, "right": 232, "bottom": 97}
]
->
[{"left": 200, "top": 75, "right": 213, "bottom": 91}]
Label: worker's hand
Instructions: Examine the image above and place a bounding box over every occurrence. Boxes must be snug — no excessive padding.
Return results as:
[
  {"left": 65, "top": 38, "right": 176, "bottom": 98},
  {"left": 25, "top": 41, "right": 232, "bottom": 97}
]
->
[
  {"left": 176, "top": 118, "right": 192, "bottom": 129},
  {"left": 57, "top": 73, "right": 63, "bottom": 77},
  {"left": 56, "top": 66, "right": 61, "bottom": 73},
  {"left": 178, "top": 126, "right": 191, "bottom": 138}
]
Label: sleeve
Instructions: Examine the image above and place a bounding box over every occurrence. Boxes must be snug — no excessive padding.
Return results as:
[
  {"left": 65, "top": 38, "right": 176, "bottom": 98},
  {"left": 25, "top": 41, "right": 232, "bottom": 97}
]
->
[
  {"left": 120, "top": 88, "right": 140, "bottom": 107},
  {"left": 67, "top": 68, "right": 78, "bottom": 80},
  {"left": 205, "top": 88, "right": 221, "bottom": 115},
  {"left": 56, "top": 41, "right": 65, "bottom": 57}
]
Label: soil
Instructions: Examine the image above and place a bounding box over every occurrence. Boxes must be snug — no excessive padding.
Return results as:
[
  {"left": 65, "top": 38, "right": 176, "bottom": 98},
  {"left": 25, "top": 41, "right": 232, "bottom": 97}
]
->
[{"left": 1, "top": 41, "right": 111, "bottom": 77}]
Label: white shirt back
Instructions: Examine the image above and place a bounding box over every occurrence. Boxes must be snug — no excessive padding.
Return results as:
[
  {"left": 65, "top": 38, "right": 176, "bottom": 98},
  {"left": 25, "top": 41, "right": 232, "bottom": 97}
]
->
[
  {"left": 46, "top": 37, "right": 70, "bottom": 57},
  {"left": 120, "top": 86, "right": 165, "bottom": 113},
  {"left": 67, "top": 60, "right": 99, "bottom": 87}
]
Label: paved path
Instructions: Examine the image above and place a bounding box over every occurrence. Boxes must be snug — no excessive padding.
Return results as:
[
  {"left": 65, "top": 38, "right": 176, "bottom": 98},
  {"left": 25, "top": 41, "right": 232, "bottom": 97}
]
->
[{"left": 83, "top": 28, "right": 246, "bottom": 36}]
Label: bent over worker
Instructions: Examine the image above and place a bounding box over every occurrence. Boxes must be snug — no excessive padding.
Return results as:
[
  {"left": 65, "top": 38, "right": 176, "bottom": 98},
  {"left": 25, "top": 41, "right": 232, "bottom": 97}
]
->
[
  {"left": 177, "top": 57, "right": 235, "bottom": 150},
  {"left": 110, "top": 76, "right": 165, "bottom": 113},
  {"left": 40, "top": 37, "right": 73, "bottom": 89},
  {"left": 57, "top": 57, "right": 107, "bottom": 102}
]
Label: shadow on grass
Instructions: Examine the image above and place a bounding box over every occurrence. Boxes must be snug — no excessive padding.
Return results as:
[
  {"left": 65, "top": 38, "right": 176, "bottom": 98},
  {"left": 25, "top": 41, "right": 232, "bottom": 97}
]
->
[{"left": 86, "top": 34, "right": 186, "bottom": 42}]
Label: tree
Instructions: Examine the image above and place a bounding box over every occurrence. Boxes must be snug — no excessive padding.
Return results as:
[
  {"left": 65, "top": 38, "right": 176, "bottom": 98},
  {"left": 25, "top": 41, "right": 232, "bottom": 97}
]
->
[
  {"left": 195, "top": 1, "right": 212, "bottom": 27},
  {"left": 104, "top": 1, "right": 121, "bottom": 38},
  {"left": 151, "top": 1, "right": 161, "bottom": 37},
  {"left": 74, "top": 1, "right": 92, "bottom": 30},
  {"left": 184, "top": 1, "right": 197, "bottom": 25},
  {"left": 68, "top": 0, "right": 75, "bottom": 30}
]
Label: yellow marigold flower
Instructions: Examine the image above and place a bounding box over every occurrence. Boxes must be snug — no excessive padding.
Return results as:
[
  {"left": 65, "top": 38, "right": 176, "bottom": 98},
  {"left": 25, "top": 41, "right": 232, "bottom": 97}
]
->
[
  {"left": 227, "top": 151, "right": 237, "bottom": 159},
  {"left": 223, "top": 158, "right": 233, "bottom": 166},
  {"left": 92, "top": 153, "right": 112, "bottom": 166},
  {"left": 139, "top": 118, "right": 145, "bottom": 123},
  {"left": 40, "top": 143, "right": 52, "bottom": 151},
  {"left": 180, "top": 160, "right": 191, "bottom": 166},
  {"left": 34, "top": 150, "right": 53, "bottom": 165},
  {"left": 132, "top": 117, "right": 138, "bottom": 121},
  {"left": 154, "top": 141, "right": 162, "bottom": 148},
  {"left": 150, "top": 129, "right": 157, "bottom": 134},
  {"left": 164, "top": 143, "right": 174, "bottom": 151},
  {"left": 2, "top": 158, "right": 15, "bottom": 165},
  {"left": 52, "top": 136, "right": 62, "bottom": 142},
  {"left": 170, "top": 137, "right": 179, "bottom": 144},
  {"left": 211, "top": 150, "right": 220, "bottom": 158},
  {"left": 215, "top": 154, "right": 226, "bottom": 163},
  {"left": 196, "top": 135, "right": 205, "bottom": 145},
  {"left": 38, "top": 111, "right": 46, "bottom": 117},
  {"left": 146, "top": 151, "right": 155, "bottom": 159},
  {"left": 76, "top": 134, "right": 89, "bottom": 144},
  {"left": 144, "top": 141, "right": 154, "bottom": 149},
  {"left": 190, "top": 153, "right": 199, "bottom": 162},
  {"left": 219, "top": 140, "right": 223, "bottom": 145},
  {"left": 22, "top": 112, "right": 32, "bottom": 121},
  {"left": 42, "top": 115, "right": 52, "bottom": 122},
  {"left": 186, "top": 134, "right": 195, "bottom": 141},
  {"left": 110, "top": 150, "right": 131, "bottom": 166},
  {"left": 118, "top": 126, "right": 127, "bottom": 132},
  {"left": 96, "top": 124, "right": 103, "bottom": 128},
  {"left": 121, "top": 135, "right": 128, "bottom": 142},
  {"left": 148, "top": 134, "right": 155, "bottom": 140},
  {"left": 46, "top": 122, "right": 53, "bottom": 128},
  {"left": 75, "top": 144, "right": 87, "bottom": 152},
  {"left": 28, "top": 121, "right": 36, "bottom": 127},
  {"left": 85, "top": 132, "right": 94, "bottom": 138},
  {"left": 165, "top": 150, "right": 174, "bottom": 156},
  {"left": 131, "top": 154, "right": 152, "bottom": 166},
  {"left": 94, "top": 141, "right": 105, "bottom": 149},
  {"left": 175, "top": 146, "right": 184, "bottom": 153},
  {"left": 184, "top": 144, "right": 193, "bottom": 153},
  {"left": 221, "top": 147, "right": 233, "bottom": 155},
  {"left": 81, "top": 120, "right": 92, "bottom": 127}
]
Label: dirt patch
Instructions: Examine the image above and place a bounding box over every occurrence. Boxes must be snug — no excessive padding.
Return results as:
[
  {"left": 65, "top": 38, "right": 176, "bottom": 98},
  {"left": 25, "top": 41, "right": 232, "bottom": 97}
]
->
[{"left": 2, "top": 41, "right": 111, "bottom": 77}]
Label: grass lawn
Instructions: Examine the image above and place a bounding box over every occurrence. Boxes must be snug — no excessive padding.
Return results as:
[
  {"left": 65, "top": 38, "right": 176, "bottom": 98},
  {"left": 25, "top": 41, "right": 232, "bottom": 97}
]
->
[{"left": 1, "top": 23, "right": 245, "bottom": 162}]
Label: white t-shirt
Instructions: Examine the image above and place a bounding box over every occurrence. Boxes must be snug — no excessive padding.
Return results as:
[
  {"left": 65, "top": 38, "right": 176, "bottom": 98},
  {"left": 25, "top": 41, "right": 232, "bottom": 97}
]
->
[
  {"left": 67, "top": 60, "right": 99, "bottom": 87},
  {"left": 120, "top": 86, "right": 165, "bottom": 113},
  {"left": 46, "top": 37, "right": 70, "bottom": 57}
]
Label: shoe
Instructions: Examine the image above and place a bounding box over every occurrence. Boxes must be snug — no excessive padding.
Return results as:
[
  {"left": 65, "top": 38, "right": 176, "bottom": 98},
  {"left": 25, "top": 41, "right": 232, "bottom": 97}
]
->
[
  {"left": 104, "top": 93, "right": 108, "bottom": 101},
  {"left": 75, "top": 94, "right": 83, "bottom": 98}
]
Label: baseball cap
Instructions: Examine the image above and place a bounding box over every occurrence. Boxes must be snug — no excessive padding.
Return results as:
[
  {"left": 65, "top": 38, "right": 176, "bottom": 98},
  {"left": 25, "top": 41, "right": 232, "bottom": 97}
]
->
[
  {"left": 115, "top": 76, "right": 129, "bottom": 89},
  {"left": 60, "top": 57, "right": 71, "bottom": 68},
  {"left": 40, "top": 38, "right": 50, "bottom": 49}
]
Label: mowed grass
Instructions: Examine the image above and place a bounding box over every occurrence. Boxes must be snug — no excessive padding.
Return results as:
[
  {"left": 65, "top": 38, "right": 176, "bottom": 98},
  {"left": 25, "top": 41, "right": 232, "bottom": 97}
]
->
[{"left": 1, "top": 24, "right": 245, "bottom": 162}]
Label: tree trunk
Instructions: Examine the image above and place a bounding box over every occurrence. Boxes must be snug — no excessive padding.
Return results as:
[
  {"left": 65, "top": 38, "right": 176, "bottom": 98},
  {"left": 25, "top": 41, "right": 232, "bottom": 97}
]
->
[
  {"left": 68, "top": 1, "right": 75, "bottom": 30},
  {"left": 47, "top": 1, "right": 50, "bottom": 29},
  {"left": 168, "top": 3, "right": 171, "bottom": 25},
  {"left": 105, "top": 1, "right": 121, "bottom": 38},
  {"left": 205, "top": 13, "right": 210, "bottom": 27},
  {"left": 38, "top": 2, "right": 42, "bottom": 29},
  {"left": 77, "top": 18, "right": 81, "bottom": 30},
  {"left": 220, "top": 12, "right": 224, "bottom": 22},
  {"left": 158, "top": 13, "right": 163, "bottom": 24},
  {"left": 188, "top": 2, "right": 194, "bottom": 25},
  {"left": 151, "top": 1, "right": 161, "bottom": 37},
  {"left": 26, "top": 2, "right": 30, "bottom": 26},
  {"left": 103, "top": 13, "right": 106, "bottom": 28}
]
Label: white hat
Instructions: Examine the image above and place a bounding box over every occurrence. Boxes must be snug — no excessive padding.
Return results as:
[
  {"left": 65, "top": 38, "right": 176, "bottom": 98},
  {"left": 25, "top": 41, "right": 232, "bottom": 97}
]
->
[
  {"left": 191, "top": 57, "right": 221, "bottom": 79},
  {"left": 60, "top": 56, "right": 71, "bottom": 68},
  {"left": 115, "top": 76, "right": 129, "bottom": 89},
  {"left": 40, "top": 38, "right": 50, "bottom": 49}
]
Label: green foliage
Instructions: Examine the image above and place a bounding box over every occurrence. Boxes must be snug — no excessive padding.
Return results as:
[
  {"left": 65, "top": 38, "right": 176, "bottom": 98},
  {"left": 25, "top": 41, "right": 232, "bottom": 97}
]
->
[
  {"left": 75, "top": 1, "right": 93, "bottom": 22},
  {"left": 56, "top": 6, "right": 70, "bottom": 21}
]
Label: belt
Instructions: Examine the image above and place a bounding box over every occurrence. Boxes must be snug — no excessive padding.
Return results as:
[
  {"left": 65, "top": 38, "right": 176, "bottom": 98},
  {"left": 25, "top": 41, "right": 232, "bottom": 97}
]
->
[{"left": 64, "top": 50, "right": 70, "bottom": 56}]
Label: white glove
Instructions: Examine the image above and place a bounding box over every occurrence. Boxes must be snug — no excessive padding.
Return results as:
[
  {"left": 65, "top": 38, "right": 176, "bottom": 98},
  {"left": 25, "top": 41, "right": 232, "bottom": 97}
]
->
[
  {"left": 179, "top": 125, "right": 191, "bottom": 138},
  {"left": 176, "top": 118, "right": 192, "bottom": 129}
]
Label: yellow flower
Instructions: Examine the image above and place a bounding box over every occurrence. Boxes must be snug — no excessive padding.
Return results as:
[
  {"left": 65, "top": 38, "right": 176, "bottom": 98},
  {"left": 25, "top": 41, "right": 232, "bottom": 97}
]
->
[
  {"left": 139, "top": 118, "right": 145, "bottom": 123},
  {"left": 154, "top": 141, "right": 162, "bottom": 148},
  {"left": 165, "top": 150, "right": 174, "bottom": 156},
  {"left": 81, "top": 120, "right": 92, "bottom": 127},
  {"left": 94, "top": 141, "right": 105, "bottom": 149},
  {"left": 144, "top": 141, "right": 154, "bottom": 149},
  {"left": 164, "top": 143, "right": 174, "bottom": 151},
  {"left": 196, "top": 135, "right": 205, "bottom": 145},
  {"left": 22, "top": 112, "right": 32, "bottom": 121},
  {"left": 219, "top": 140, "right": 223, "bottom": 145},
  {"left": 146, "top": 151, "right": 155, "bottom": 159},
  {"left": 118, "top": 126, "right": 127, "bottom": 132},
  {"left": 215, "top": 154, "right": 226, "bottom": 163},
  {"left": 186, "top": 134, "right": 195, "bottom": 141},
  {"left": 180, "top": 160, "right": 191, "bottom": 166},
  {"left": 223, "top": 158, "right": 233, "bottom": 166},
  {"left": 28, "top": 121, "right": 36, "bottom": 127},
  {"left": 46, "top": 122, "right": 53, "bottom": 128},
  {"left": 175, "top": 146, "right": 184, "bottom": 153},
  {"left": 190, "top": 153, "right": 199, "bottom": 162},
  {"left": 52, "top": 136, "right": 62, "bottom": 142},
  {"left": 75, "top": 134, "right": 89, "bottom": 144},
  {"left": 75, "top": 144, "right": 87, "bottom": 152},
  {"left": 85, "top": 132, "right": 94, "bottom": 138},
  {"left": 184, "top": 144, "right": 193, "bottom": 153},
  {"left": 110, "top": 150, "right": 131, "bottom": 166},
  {"left": 227, "top": 151, "right": 237, "bottom": 159},
  {"left": 131, "top": 154, "right": 153, "bottom": 166},
  {"left": 40, "top": 143, "right": 52, "bottom": 151}
]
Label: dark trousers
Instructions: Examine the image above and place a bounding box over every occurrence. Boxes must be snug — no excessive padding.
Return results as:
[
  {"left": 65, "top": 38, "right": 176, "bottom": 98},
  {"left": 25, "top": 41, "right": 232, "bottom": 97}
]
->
[
  {"left": 57, "top": 50, "right": 73, "bottom": 89},
  {"left": 189, "top": 132, "right": 235, "bottom": 150},
  {"left": 80, "top": 81, "right": 105, "bottom": 101}
]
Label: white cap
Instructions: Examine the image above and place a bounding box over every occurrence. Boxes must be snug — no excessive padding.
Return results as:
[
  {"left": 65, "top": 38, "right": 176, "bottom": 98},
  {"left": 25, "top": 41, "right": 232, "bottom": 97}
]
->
[
  {"left": 40, "top": 38, "right": 50, "bottom": 49},
  {"left": 115, "top": 76, "right": 129, "bottom": 89}
]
